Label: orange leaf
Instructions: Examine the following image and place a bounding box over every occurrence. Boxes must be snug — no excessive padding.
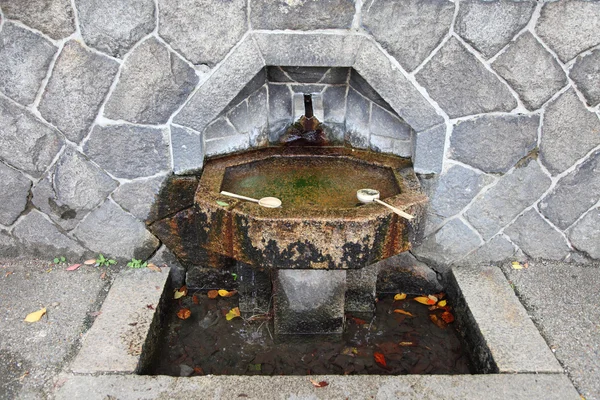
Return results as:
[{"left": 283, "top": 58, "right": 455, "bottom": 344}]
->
[
  {"left": 207, "top": 290, "right": 219, "bottom": 299},
  {"left": 309, "top": 378, "right": 329, "bottom": 388},
  {"left": 84, "top": 259, "right": 96, "bottom": 265},
  {"left": 393, "top": 309, "right": 414, "bottom": 317},
  {"left": 225, "top": 307, "right": 241, "bottom": 321},
  {"left": 177, "top": 308, "right": 191, "bottom": 320},
  {"left": 193, "top": 366, "right": 204, "bottom": 375},
  {"left": 192, "top": 294, "right": 200, "bottom": 304},
  {"left": 350, "top": 316, "right": 366, "bottom": 325},
  {"left": 374, "top": 352, "right": 387, "bottom": 367},
  {"left": 441, "top": 311, "right": 455, "bottom": 324},
  {"left": 394, "top": 293, "right": 407, "bottom": 301},
  {"left": 429, "top": 314, "right": 447, "bottom": 329},
  {"left": 414, "top": 296, "right": 436, "bottom": 305},
  {"left": 218, "top": 289, "right": 238, "bottom": 297}
]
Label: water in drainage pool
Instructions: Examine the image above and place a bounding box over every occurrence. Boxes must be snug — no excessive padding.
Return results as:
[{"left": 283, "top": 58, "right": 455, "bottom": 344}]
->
[{"left": 148, "top": 293, "right": 472, "bottom": 376}]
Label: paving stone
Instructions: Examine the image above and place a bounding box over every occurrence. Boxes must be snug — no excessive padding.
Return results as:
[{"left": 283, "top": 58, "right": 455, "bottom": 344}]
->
[
  {"left": 465, "top": 160, "right": 551, "bottom": 240},
  {"left": 12, "top": 210, "right": 87, "bottom": 258},
  {"left": 536, "top": 0, "right": 600, "bottom": 63},
  {"left": 416, "top": 37, "right": 517, "bottom": 119},
  {"left": 84, "top": 124, "right": 170, "bottom": 179},
  {"left": 0, "top": 22, "right": 57, "bottom": 105},
  {"left": 568, "top": 207, "right": 600, "bottom": 259},
  {"left": 461, "top": 235, "right": 516, "bottom": 266},
  {"left": 370, "top": 104, "right": 412, "bottom": 141},
  {"left": 455, "top": 0, "right": 536, "bottom": 59},
  {"left": 345, "top": 264, "right": 378, "bottom": 313},
  {"left": 204, "top": 135, "right": 249, "bottom": 158},
  {"left": 0, "top": 96, "right": 64, "bottom": 178},
  {"left": 250, "top": 0, "right": 354, "bottom": 30},
  {"left": 268, "top": 83, "right": 292, "bottom": 127},
  {"left": 504, "top": 209, "right": 570, "bottom": 260},
  {"left": 39, "top": 41, "right": 119, "bottom": 143},
  {"left": 76, "top": 0, "right": 155, "bottom": 58},
  {"left": 323, "top": 85, "right": 347, "bottom": 125},
  {"left": 158, "top": 0, "right": 247, "bottom": 66},
  {"left": 354, "top": 39, "right": 443, "bottom": 131},
  {"left": 170, "top": 125, "right": 203, "bottom": 175},
  {"left": 204, "top": 117, "right": 237, "bottom": 141},
  {"left": 104, "top": 38, "right": 198, "bottom": 125},
  {"left": 73, "top": 200, "right": 159, "bottom": 260},
  {"left": 362, "top": 0, "right": 454, "bottom": 72},
  {"left": 539, "top": 150, "right": 600, "bottom": 230},
  {"left": 32, "top": 147, "right": 118, "bottom": 231},
  {"left": 539, "top": 89, "right": 600, "bottom": 175},
  {"left": 451, "top": 114, "right": 539, "bottom": 173},
  {"left": 112, "top": 175, "right": 168, "bottom": 221},
  {"left": 150, "top": 245, "right": 186, "bottom": 288},
  {"left": 412, "top": 218, "right": 481, "bottom": 269},
  {"left": 0, "top": 162, "right": 31, "bottom": 226},
  {"left": 376, "top": 252, "right": 443, "bottom": 295},
  {"left": 370, "top": 135, "right": 411, "bottom": 158},
  {"left": 0, "top": 0, "right": 75, "bottom": 39},
  {"left": 413, "top": 124, "right": 445, "bottom": 174},
  {"left": 570, "top": 48, "right": 600, "bottom": 108},
  {"left": 492, "top": 32, "right": 567, "bottom": 111},
  {"left": 345, "top": 87, "right": 370, "bottom": 149},
  {"left": 0, "top": 230, "right": 19, "bottom": 257}
]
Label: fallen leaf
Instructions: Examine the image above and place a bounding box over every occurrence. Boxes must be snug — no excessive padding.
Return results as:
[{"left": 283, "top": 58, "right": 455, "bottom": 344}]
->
[
  {"left": 177, "top": 308, "right": 191, "bottom": 320},
  {"left": 393, "top": 309, "right": 414, "bottom": 317},
  {"left": 399, "top": 341, "right": 416, "bottom": 346},
  {"left": 207, "top": 290, "right": 219, "bottom": 299},
  {"left": 24, "top": 308, "right": 46, "bottom": 322},
  {"left": 309, "top": 378, "right": 329, "bottom": 388},
  {"left": 429, "top": 314, "right": 447, "bottom": 329},
  {"left": 66, "top": 264, "right": 81, "bottom": 271},
  {"left": 441, "top": 311, "right": 455, "bottom": 324},
  {"left": 414, "top": 296, "right": 437, "bottom": 305},
  {"left": 225, "top": 307, "right": 241, "bottom": 321},
  {"left": 5, "top": 271, "right": 13, "bottom": 278},
  {"left": 218, "top": 289, "right": 237, "bottom": 297},
  {"left": 511, "top": 261, "right": 524, "bottom": 270},
  {"left": 350, "top": 316, "right": 366, "bottom": 325},
  {"left": 146, "top": 304, "right": 155, "bottom": 310},
  {"left": 394, "top": 293, "right": 407, "bottom": 301},
  {"left": 216, "top": 200, "right": 229, "bottom": 207},
  {"left": 434, "top": 292, "right": 446, "bottom": 300},
  {"left": 192, "top": 294, "right": 200, "bottom": 304},
  {"left": 174, "top": 286, "right": 188, "bottom": 299},
  {"left": 147, "top": 263, "right": 161, "bottom": 272},
  {"left": 84, "top": 259, "right": 96, "bottom": 265},
  {"left": 193, "top": 366, "right": 204, "bottom": 375},
  {"left": 438, "top": 299, "right": 447, "bottom": 307},
  {"left": 374, "top": 352, "right": 387, "bottom": 367},
  {"left": 99, "top": 271, "right": 106, "bottom": 280},
  {"left": 427, "top": 294, "right": 438, "bottom": 302}
]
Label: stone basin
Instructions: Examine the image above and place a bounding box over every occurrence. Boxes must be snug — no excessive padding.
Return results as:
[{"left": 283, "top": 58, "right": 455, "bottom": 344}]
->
[{"left": 195, "top": 147, "right": 428, "bottom": 270}]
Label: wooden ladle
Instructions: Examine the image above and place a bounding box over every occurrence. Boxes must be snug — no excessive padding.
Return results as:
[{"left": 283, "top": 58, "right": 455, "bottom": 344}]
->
[
  {"left": 220, "top": 191, "right": 282, "bottom": 208},
  {"left": 357, "top": 189, "right": 414, "bottom": 220}
]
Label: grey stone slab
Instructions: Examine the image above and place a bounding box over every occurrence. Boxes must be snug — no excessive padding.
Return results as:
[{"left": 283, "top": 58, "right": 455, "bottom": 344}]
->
[
  {"left": 253, "top": 32, "right": 362, "bottom": 67},
  {"left": 70, "top": 267, "right": 170, "bottom": 374},
  {"left": 413, "top": 124, "right": 446, "bottom": 174},
  {"left": 0, "top": 162, "right": 31, "bottom": 226},
  {"left": 205, "top": 134, "right": 250, "bottom": 158},
  {"left": 274, "top": 269, "right": 346, "bottom": 335},
  {"left": 0, "top": 22, "right": 57, "bottom": 105},
  {"left": 73, "top": 199, "right": 159, "bottom": 260},
  {"left": 416, "top": 37, "right": 517, "bottom": 119},
  {"left": 323, "top": 85, "right": 347, "bottom": 125},
  {"left": 290, "top": 84, "right": 325, "bottom": 95},
  {"left": 505, "top": 209, "right": 570, "bottom": 260},
  {"left": 570, "top": 48, "right": 600, "bottom": 108},
  {"left": 150, "top": 245, "right": 185, "bottom": 288},
  {"left": 461, "top": 235, "right": 516, "bottom": 266},
  {"left": 321, "top": 67, "right": 350, "bottom": 84},
  {"left": 250, "top": 0, "right": 354, "bottom": 30},
  {"left": 345, "top": 87, "right": 370, "bottom": 149},
  {"left": 345, "top": 264, "right": 378, "bottom": 313},
  {"left": 158, "top": 0, "right": 247, "bottom": 66},
  {"left": 536, "top": 0, "right": 600, "bottom": 63},
  {"left": 237, "top": 262, "right": 271, "bottom": 314},
  {"left": 465, "top": 159, "right": 551, "bottom": 240},
  {"left": 370, "top": 135, "right": 412, "bottom": 158},
  {"left": 370, "top": 104, "right": 412, "bottom": 141},
  {"left": 204, "top": 117, "right": 237, "bottom": 140},
  {"left": 104, "top": 38, "right": 198, "bottom": 125},
  {"left": 451, "top": 265, "right": 563, "bottom": 373},
  {"left": 267, "top": 83, "right": 292, "bottom": 126},
  {"left": 492, "top": 32, "right": 567, "bottom": 110},
  {"left": 32, "top": 147, "right": 118, "bottom": 230},
  {"left": 266, "top": 66, "right": 293, "bottom": 83},
  {"left": 76, "top": 0, "right": 155, "bottom": 58},
  {"left": 84, "top": 124, "right": 170, "bottom": 179},
  {"left": 170, "top": 125, "right": 203, "bottom": 175},
  {"left": 376, "top": 252, "right": 443, "bottom": 294},
  {"left": 112, "top": 175, "right": 168, "bottom": 222},
  {"left": 0, "top": 230, "right": 19, "bottom": 257},
  {"left": 455, "top": 0, "right": 536, "bottom": 59},
  {"left": 12, "top": 210, "right": 87, "bottom": 258},
  {"left": 174, "top": 37, "right": 264, "bottom": 132},
  {"left": 355, "top": 39, "right": 444, "bottom": 131},
  {"left": 450, "top": 114, "right": 539, "bottom": 173},
  {"left": 39, "top": 40, "right": 119, "bottom": 143},
  {"left": 0, "top": 96, "right": 64, "bottom": 178},
  {"left": 229, "top": 87, "right": 268, "bottom": 147},
  {"left": 224, "top": 69, "right": 267, "bottom": 113},
  {"left": 349, "top": 69, "right": 393, "bottom": 113},
  {"left": 539, "top": 88, "right": 600, "bottom": 175},
  {"left": 362, "top": 0, "right": 454, "bottom": 72},
  {"left": 413, "top": 218, "right": 482, "bottom": 269},
  {"left": 0, "top": 0, "right": 75, "bottom": 39},
  {"left": 539, "top": 150, "right": 600, "bottom": 230},
  {"left": 568, "top": 207, "right": 600, "bottom": 260},
  {"left": 280, "top": 67, "right": 329, "bottom": 83}
]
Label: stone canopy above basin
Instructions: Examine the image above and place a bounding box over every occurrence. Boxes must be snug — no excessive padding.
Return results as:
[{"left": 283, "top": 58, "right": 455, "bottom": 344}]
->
[{"left": 195, "top": 147, "right": 427, "bottom": 270}]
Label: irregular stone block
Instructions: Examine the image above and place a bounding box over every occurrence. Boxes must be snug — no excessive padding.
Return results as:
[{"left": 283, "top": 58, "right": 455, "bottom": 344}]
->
[
  {"left": 274, "top": 269, "right": 346, "bottom": 335},
  {"left": 370, "top": 104, "right": 412, "bottom": 141},
  {"left": 76, "top": 0, "right": 155, "bottom": 58},
  {"left": 112, "top": 175, "right": 168, "bottom": 222},
  {"left": 568, "top": 208, "right": 600, "bottom": 260},
  {"left": 0, "top": 162, "right": 31, "bottom": 226},
  {"left": 0, "top": 96, "right": 64, "bottom": 178},
  {"left": 416, "top": 37, "right": 517, "bottom": 119},
  {"left": 147, "top": 175, "right": 198, "bottom": 224},
  {"left": 84, "top": 124, "right": 170, "bottom": 179},
  {"left": 0, "top": 22, "right": 57, "bottom": 105},
  {"left": 536, "top": 0, "right": 600, "bottom": 62},
  {"left": 73, "top": 200, "right": 159, "bottom": 260},
  {"left": 268, "top": 84, "right": 292, "bottom": 131},
  {"left": 39, "top": 41, "right": 119, "bottom": 143},
  {"left": 505, "top": 209, "right": 570, "bottom": 260},
  {"left": 539, "top": 89, "right": 600, "bottom": 175},
  {"left": 104, "top": 38, "right": 198, "bottom": 125},
  {"left": 204, "top": 117, "right": 237, "bottom": 141},
  {"left": 0, "top": 0, "right": 75, "bottom": 39},
  {"left": 455, "top": 0, "right": 536, "bottom": 59},
  {"left": 570, "top": 48, "right": 600, "bottom": 107},
  {"left": 345, "top": 88, "right": 370, "bottom": 149},
  {"left": 150, "top": 245, "right": 186, "bottom": 289},
  {"left": 492, "top": 32, "right": 567, "bottom": 110},
  {"left": 451, "top": 114, "right": 539, "bottom": 173},
  {"left": 461, "top": 235, "right": 516, "bottom": 266},
  {"left": 370, "top": 135, "right": 411, "bottom": 158},
  {"left": 354, "top": 39, "right": 443, "bottom": 131},
  {"left": 32, "top": 147, "right": 117, "bottom": 230},
  {"left": 170, "top": 125, "right": 203, "bottom": 175},
  {"left": 158, "top": 0, "right": 247, "bottom": 66},
  {"left": 0, "top": 230, "right": 19, "bottom": 257},
  {"left": 323, "top": 85, "right": 347, "bottom": 125},
  {"left": 413, "top": 124, "right": 446, "bottom": 174},
  {"left": 12, "top": 210, "right": 87, "bottom": 258},
  {"left": 465, "top": 160, "right": 551, "bottom": 240},
  {"left": 345, "top": 263, "right": 378, "bottom": 313},
  {"left": 362, "top": 0, "right": 454, "bottom": 71},
  {"left": 251, "top": 0, "right": 354, "bottom": 30},
  {"left": 204, "top": 135, "right": 250, "bottom": 157},
  {"left": 237, "top": 262, "right": 272, "bottom": 314},
  {"left": 376, "top": 252, "right": 443, "bottom": 295},
  {"left": 539, "top": 150, "right": 600, "bottom": 230},
  {"left": 228, "top": 87, "right": 268, "bottom": 147}
]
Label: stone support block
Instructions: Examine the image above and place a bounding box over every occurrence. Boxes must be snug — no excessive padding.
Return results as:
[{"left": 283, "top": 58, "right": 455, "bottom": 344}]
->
[
  {"left": 203, "top": 117, "right": 237, "bottom": 141},
  {"left": 236, "top": 262, "right": 272, "bottom": 314},
  {"left": 204, "top": 135, "right": 250, "bottom": 158},
  {"left": 323, "top": 85, "right": 347, "bottom": 125},
  {"left": 345, "top": 263, "right": 378, "bottom": 313},
  {"left": 345, "top": 87, "right": 370, "bottom": 149}
]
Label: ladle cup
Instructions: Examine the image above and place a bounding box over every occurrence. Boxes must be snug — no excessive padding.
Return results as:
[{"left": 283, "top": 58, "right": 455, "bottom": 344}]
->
[
  {"left": 220, "top": 191, "right": 282, "bottom": 208},
  {"left": 357, "top": 189, "right": 414, "bottom": 220}
]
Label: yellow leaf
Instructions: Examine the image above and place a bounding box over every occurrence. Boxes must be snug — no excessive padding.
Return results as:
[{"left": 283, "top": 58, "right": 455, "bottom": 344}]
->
[
  {"left": 24, "top": 308, "right": 46, "bottom": 322},
  {"left": 399, "top": 341, "right": 415, "bottom": 346},
  {"left": 218, "top": 289, "right": 237, "bottom": 298},
  {"left": 438, "top": 299, "right": 447, "bottom": 307},
  {"left": 414, "top": 296, "right": 436, "bottom": 305},
  {"left": 512, "top": 261, "right": 524, "bottom": 270},
  {"left": 225, "top": 307, "right": 241, "bottom": 321},
  {"left": 174, "top": 286, "right": 188, "bottom": 299},
  {"left": 393, "top": 309, "right": 414, "bottom": 317},
  {"left": 394, "top": 293, "right": 407, "bottom": 301}
]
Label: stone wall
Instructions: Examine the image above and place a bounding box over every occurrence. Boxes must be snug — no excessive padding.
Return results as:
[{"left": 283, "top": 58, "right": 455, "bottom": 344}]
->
[{"left": 0, "top": 0, "right": 599, "bottom": 270}]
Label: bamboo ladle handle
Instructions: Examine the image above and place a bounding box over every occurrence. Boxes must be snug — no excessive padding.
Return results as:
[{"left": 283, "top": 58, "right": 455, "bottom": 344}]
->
[{"left": 373, "top": 199, "right": 415, "bottom": 221}]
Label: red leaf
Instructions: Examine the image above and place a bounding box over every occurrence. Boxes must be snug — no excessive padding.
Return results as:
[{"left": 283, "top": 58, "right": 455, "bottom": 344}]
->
[
  {"left": 441, "top": 311, "right": 455, "bottom": 324},
  {"left": 66, "top": 264, "right": 81, "bottom": 271},
  {"left": 192, "top": 294, "right": 200, "bottom": 304},
  {"left": 374, "top": 352, "right": 387, "bottom": 367},
  {"left": 309, "top": 378, "right": 329, "bottom": 388},
  {"left": 350, "top": 316, "right": 366, "bottom": 325}
]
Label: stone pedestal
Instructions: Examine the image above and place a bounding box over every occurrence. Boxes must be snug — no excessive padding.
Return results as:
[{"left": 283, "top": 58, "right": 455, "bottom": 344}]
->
[
  {"left": 237, "top": 262, "right": 272, "bottom": 314},
  {"left": 345, "top": 263, "right": 379, "bottom": 312}
]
